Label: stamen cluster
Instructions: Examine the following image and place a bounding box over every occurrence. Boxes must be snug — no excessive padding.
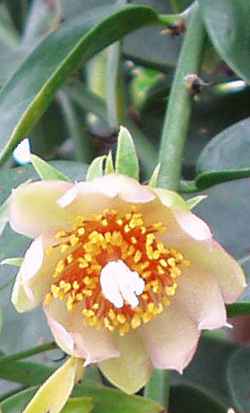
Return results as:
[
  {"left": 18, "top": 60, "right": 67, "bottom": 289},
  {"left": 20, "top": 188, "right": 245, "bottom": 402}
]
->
[{"left": 45, "top": 208, "right": 189, "bottom": 335}]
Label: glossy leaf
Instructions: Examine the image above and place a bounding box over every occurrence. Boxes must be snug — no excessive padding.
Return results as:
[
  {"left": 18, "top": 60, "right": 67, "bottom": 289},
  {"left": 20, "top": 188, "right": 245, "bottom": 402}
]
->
[
  {"left": 144, "top": 369, "right": 169, "bottom": 408},
  {"left": 22, "top": 357, "right": 83, "bottom": 413},
  {"left": 61, "top": 398, "right": 93, "bottom": 413},
  {"left": 227, "top": 347, "right": 250, "bottom": 413},
  {"left": 115, "top": 126, "right": 139, "bottom": 179},
  {"left": 86, "top": 156, "right": 106, "bottom": 181},
  {"left": 197, "top": 118, "right": 250, "bottom": 173},
  {"left": 195, "top": 169, "right": 250, "bottom": 191},
  {"left": 30, "top": 155, "right": 70, "bottom": 181},
  {"left": 199, "top": 0, "right": 250, "bottom": 82},
  {"left": 170, "top": 385, "right": 227, "bottom": 413},
  {"left": 0, "top": 4, "right": 159, "bottom": 164}
]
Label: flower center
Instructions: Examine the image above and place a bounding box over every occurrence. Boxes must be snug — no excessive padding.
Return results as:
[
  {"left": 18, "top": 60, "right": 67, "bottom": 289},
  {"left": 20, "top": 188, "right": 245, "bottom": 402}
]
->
[{"left": 45, "top": 208, "right": 190, "bottom": 335}]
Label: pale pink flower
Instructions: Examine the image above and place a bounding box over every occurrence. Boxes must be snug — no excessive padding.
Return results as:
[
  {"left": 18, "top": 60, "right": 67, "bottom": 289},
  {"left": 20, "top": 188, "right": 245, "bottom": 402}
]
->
[{"left": 8, "top": 175, "right": 246, "bottom": 394}]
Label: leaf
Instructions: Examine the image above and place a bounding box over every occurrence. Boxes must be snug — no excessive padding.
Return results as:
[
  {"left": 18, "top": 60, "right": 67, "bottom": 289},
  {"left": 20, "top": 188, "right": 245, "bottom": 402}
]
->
[
  {"left": 22, "top": 357, "right": 83, "bottom": 413},
  {"left": 61, "top": 398, "right": 93, "bottom": 413},
  {"left": 86, "top": 156, "right": 106, "bottom": 181},
  {"left": 1, "top": 258, "right": 23, "bottom": 267},
  {"left": 0, "top": 4, "right": 159, "bottom": 164},
  {"left": 198, "top": 0, "right": 250, "bottom": 82},
  {"left": 197, "top": 118, "right": 250, "bottom": 173},
  {"left": 195, "top": 169, "right": 250, "bottom": 191},
  {"left": 30, "top": 155, "right": 70, "bottom": 181},
  {"left": 227, "top": 347, "right": 250, "bottom": 413},
  {"left": 148, "top": 164, "right": 160, "bottom": 187},
  {"left": 170, "top": 385, "right": 227, "bottom": 413},
  {"left": 0, "top": 360, "right": 55, "bottom": 386},
  {"left": 144, "top": 369, "right": 169, "bottom": 407},
  {"left": 105, "top": 151, "right": 114, "bottom": 175},
  {"left": 0, "top": 363, "right": 163, "bottom": 413},
  {"left": 186, "top": 195, "right": 207, "bottom": 209},
  {"left": 115, "top": 126, "right": 139, "bottom": 179}
]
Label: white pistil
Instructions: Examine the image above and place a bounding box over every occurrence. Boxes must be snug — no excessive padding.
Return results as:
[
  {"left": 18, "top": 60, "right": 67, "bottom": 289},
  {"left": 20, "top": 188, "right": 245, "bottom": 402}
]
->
[{"left": 100, "top": 260, "right": 145, "bottom": 309}]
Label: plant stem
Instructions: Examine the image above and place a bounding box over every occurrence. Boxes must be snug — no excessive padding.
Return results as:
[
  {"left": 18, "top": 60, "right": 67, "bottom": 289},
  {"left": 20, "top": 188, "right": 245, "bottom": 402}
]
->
[
  {"left": 158, "top": 3, "right": 206, "bottom": 190},
  {"left": 0, "top": 341, "right": 57, "bottom": 365}
]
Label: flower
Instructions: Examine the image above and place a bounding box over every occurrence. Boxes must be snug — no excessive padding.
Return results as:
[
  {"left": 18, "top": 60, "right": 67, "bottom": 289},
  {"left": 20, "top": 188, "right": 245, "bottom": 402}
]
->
[{"left": 8, "top": 174, "right": 246, "bottom": 394}]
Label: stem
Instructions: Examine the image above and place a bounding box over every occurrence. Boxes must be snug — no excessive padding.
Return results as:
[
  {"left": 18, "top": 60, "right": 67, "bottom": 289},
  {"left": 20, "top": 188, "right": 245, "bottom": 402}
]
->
[
  {"left": 158, "top": 3, "right": 206, "bottom": 190},
  {"left": 144, "top": 370, "right": 170, "bottom": 409},
  {"left": 0, "top": 341, "right": 57, "bottom": 365}
]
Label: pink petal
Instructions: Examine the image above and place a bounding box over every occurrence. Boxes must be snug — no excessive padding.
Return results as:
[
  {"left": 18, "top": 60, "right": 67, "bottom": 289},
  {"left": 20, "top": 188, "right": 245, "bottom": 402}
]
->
[
  {"left": 178, "top": 240, "right": 246, "bottom": 304},
  {"left": 173, "top": 209, "right": 212, "bottom": 241},
  {"left": 140, "top": 304, "right": 200, "bottom": 373},
  {"left": 58, "top": 175, "right": 155, "bottom": 216},
  {"left": 9, "top": 181, "right": 72, "bottom": 237},
  {"left": 11, "top": 233, "right": 71, "bottom": 312},
  {"left": 45, "top": 299, "right": 119, "bottom": 364},
  {"left": 99, "top": 332, "right": 152, "bottom": 394},
  {"left": 175, "top": 267, "right": 227, "bottom": 330}
]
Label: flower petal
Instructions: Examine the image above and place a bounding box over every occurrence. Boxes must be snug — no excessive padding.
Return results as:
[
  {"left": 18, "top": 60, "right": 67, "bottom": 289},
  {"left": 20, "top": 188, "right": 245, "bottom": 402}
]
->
[
  {"left": 140, "top": 304, "right": 200, "bottom": 373},
  {"left": 9, "top": 180, "right": 73, "bottom": 237},
  {"left": 99, "top": 332, "right": 153, "bottom": 394},
  {"left": 178, "top": 240, "right": 246, "bottom": 304},
  {"left": 23, "top": 357, "right": 83, "bottom": 413},
  {"left": 12, "top": 235, "right": 67, "bottom": 312},
  {"left": 45, "top": 299, "right": 119, "bottom": 364},
  {"left": 175, "top": 267, "right": 227, "bottom": 330},
  {"left": 58, "top": 175, "right": 155, "bottom": 216}
]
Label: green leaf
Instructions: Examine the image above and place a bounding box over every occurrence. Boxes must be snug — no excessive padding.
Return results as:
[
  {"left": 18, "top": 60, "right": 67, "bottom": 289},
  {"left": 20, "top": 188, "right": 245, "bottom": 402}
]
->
[
  {"left": 30, "top": 155, "right": 70, "bottom": 181},
  {"left": 86, "top": 156, "right": 106, "bottom": 181},
  {"left": 197, "top": 118, "right": 250, "bottom": 173},
  {"left": 227, "top": 347, "right": 250, "bottom": 413},
  {"left": 105, "top": 151, "right": 114, "bottom": 175},
  {"left": 0, "top": 4, "right": 159, "bottom": 164},
  {"left": 186, "top": 195, "right": 207, "bottom": 210},
  {"left": 1, "top": 257, "right": 23, "bottom": 267},
  {"left": 148, "top": 164, "right": 160, "bottom": 187},
  {"left": 115, "top": 126, "right": 139, "bottom": 179},
  {"left": 170, "top": 385, "right": 227, "bottom": 413},
  {"left": 195, "top": 169, "right": 250, "bottom": 191},
  {"left": 61, "top": 397, "right": 93, "bottom": 413},
  {"left": 144, "top": 369, "right": 169, "bottom": 408},
  {"left": 198, "top": 0, "right": 250, "bottom": 82},
  {"left": 0, "top": 360, "right": 55, "bottom": 386}
]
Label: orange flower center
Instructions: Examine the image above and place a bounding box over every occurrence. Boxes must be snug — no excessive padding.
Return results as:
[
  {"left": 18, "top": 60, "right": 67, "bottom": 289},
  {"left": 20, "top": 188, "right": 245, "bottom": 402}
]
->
[{"left": 45, "top": 208, "right": 189, "bottom": 335}]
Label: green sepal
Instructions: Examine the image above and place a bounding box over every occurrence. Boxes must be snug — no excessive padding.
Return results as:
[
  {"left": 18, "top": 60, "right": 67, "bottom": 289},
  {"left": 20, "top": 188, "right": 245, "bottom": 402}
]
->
[
  {"left": 30, "top": 154, "right": 70, "bottom": 181},
  {"left": 105, "top": 151, "right": 114, "bottom": 175},
  {"left": 148, "top": 164, "right": 160, "bottom": 187},
  {"left": 86, "top": 156, "right": 106, "bottom": 181},
  {"left": 186, "top": 195, "right": 207, "bottom": 210},
  {"left": 1, "top": 257, "right": 23, "bottom": 267},
  {"left": 115, "top": 126, "right": 139, "bottom": 179}
]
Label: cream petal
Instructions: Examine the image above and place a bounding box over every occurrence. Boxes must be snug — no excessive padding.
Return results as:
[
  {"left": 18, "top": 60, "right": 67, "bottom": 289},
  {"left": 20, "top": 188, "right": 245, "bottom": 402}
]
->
[
  {"left": 58, "top": 175, "right": 155, "bottom": 217},
  {"left": 9, "top": 180, "right": 73, "bottom": 237},
  {"left": 12, "top": 235, "right": 66, "bottom": 312},
  {"left": 172, "top": 209, "right": 212, "bottom": 241},
  {"left": 45, "top": 299, "right": 119, "bottom": 363},
  {"left": 99, "top": 332, "right": 153, "bottom": 394},
  {"left": 175, "top": 267, "right": 227, "bottom": 330},
  {"left": 140, "top": 304, "right": 200, "bottom": 373},
  {"left": 177, "top": 240, "right": 246, "bottom": 304}
]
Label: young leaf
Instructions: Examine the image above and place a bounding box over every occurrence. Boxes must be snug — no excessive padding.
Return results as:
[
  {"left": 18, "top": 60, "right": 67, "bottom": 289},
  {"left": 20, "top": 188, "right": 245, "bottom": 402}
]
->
[
  {"left": 186, "top": 195, "right": 207, "bottom": 210},
  {"left": 30, "top": 154, "right": 70, "bottom": 181},
  {"left": 148, "top": 164, "right": 160, "bottom": 187},
  {"left": 0, "top": 197, "right": 10, "bottom": 237},
  {"left": 86, "top": 156, "right": 106, "bottom": 181},
  {"left": 105, "top": 151, "right": 114, "bottom": 174},
  {"left": 115, "top": 126, "right": 139, "bottom": 179},
  {"left": 22, "top": 357, "right": 83, "bottom": 413}
]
